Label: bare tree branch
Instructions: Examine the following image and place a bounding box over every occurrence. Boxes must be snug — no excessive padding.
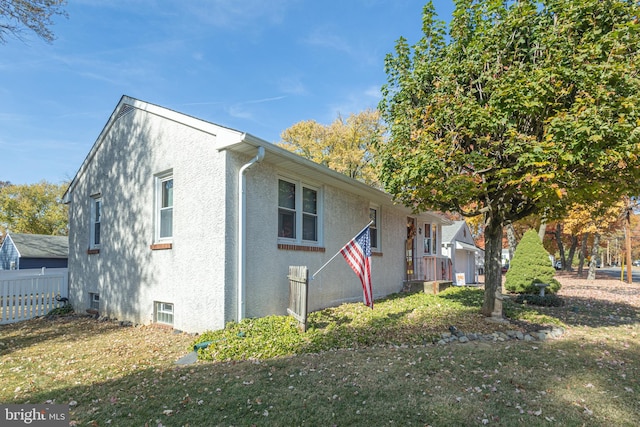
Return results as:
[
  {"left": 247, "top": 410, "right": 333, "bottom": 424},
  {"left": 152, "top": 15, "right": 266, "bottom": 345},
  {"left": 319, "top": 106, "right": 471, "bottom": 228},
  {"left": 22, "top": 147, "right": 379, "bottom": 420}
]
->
[{"left": 0, "top": 0, "right": 67, "bottom": 44}]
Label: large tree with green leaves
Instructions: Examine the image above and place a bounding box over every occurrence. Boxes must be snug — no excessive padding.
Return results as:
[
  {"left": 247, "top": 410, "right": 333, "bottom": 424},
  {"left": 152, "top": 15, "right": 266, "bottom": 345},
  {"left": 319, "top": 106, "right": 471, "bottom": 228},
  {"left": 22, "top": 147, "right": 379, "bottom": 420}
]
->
[
  {"left": 278, "top": 110, "right": 385, "bottom": 187},
  {"left": 0, "top": 181, "right": 68, "bottom": 235},
  {"left": 377, "top": 0, "right": 640, "bottom": 316}
]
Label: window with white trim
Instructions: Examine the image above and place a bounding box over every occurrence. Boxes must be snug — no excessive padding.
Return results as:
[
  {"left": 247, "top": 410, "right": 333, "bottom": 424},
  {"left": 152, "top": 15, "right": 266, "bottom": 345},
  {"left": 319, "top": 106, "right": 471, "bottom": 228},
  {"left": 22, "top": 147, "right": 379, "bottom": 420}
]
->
[
  {"left": 278, "top": 178, "right": 320, "bottom": 243},
  {"left": 89, "top": 292, "right": 99, "bottom": 310},
  {"left": 424, "top": 223, "right": 432, "bottom": 254},
  {"left": 155, "top": 172, "right": 173, "bottom": 241},
  {"left": 155, "top": 301, "right": 174, "bottom": 325},
  {"left": 90, "top": 196, "right": 102, "bottom": 249},
  {"left": 369, "top": 207, "right": 379, "bottom": 250}
]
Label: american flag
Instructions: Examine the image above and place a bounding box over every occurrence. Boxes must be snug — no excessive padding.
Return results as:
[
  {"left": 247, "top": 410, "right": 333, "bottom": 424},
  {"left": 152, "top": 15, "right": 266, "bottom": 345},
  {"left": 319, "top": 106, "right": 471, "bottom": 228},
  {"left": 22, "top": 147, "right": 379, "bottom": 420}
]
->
[{"left": 340, "top": 225, "right": 373, "bottom": 309}]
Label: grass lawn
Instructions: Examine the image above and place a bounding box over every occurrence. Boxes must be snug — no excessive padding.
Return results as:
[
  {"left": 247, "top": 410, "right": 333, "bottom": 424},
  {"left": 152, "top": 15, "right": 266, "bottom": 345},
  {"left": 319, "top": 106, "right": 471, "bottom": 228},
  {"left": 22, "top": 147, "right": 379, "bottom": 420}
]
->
[{"left": 1, "top": 274, "right": 639, "bottom": 426}]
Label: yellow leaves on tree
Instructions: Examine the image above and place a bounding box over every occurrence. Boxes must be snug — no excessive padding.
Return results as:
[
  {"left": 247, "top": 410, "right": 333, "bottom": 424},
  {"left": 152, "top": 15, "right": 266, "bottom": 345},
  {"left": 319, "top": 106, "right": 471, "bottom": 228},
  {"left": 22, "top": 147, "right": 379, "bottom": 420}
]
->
[
  {"left": 278, "top": 110, "right": 384, "bottom": 188},
  {"left": 563, "top": 200, "right": 626, "bottom": 236},
  {"left": 0, "top": 180, "right": 68, "bottom": 236}
]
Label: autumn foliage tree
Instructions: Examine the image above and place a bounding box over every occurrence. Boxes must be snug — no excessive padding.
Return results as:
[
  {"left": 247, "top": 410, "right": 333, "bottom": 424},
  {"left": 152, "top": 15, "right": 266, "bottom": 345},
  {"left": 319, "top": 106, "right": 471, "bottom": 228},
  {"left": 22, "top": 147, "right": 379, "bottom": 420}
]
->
[
  {"left": 377, "top": 0, "right": 640, "bottom": 316},
  {"left": 278, "top": 110, "right": 384, "bottom": 187},
  {"left": 558, "top": 200, "right": 625, "bottom": 279},
  {"left": 0, "top": 180, "right": 68, "bottom": 236}
]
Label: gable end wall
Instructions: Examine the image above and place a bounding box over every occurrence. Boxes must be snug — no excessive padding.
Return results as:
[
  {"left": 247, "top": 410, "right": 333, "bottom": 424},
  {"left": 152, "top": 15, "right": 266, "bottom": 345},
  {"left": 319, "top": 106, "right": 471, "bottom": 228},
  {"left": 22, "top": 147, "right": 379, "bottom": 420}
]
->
[{"left": 67, "top": 106, "right": 228, "bottom": 332}]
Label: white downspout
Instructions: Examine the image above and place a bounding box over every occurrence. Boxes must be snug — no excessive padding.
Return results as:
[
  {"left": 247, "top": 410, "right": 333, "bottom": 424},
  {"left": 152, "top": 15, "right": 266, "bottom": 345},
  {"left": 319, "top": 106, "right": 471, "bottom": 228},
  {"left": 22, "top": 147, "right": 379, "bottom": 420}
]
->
[{"left": 237, "top": 146, "right": 265, "bottom": 322}]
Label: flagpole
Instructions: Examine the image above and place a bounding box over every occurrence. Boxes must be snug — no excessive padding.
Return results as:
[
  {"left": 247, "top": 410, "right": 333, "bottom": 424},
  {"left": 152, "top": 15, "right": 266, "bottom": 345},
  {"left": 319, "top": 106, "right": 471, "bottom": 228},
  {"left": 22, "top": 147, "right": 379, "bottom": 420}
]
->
[{"left": 312, "top": 220, "right": 374, "bottom": 279}]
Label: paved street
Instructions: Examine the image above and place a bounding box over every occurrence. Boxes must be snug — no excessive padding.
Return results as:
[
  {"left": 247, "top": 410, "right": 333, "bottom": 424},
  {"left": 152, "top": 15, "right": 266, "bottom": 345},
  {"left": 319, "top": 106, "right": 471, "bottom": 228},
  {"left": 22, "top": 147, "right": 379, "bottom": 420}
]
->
[{"left": 594, "top": 266, "right": 640, "bottom": 283}]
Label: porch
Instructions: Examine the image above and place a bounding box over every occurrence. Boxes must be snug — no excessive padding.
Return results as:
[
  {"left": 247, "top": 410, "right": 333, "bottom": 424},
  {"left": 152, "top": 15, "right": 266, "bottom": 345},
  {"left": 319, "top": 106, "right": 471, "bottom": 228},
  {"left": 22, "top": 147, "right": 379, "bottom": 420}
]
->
[{"left": 403, "top": 255, "right": 453, "bottom": 294}]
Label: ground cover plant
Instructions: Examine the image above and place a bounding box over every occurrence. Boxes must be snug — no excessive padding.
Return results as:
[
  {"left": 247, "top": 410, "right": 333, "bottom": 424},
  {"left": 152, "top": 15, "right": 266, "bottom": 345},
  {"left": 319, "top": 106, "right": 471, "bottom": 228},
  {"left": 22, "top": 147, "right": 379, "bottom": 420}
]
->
[
  {"left": 194, "top": 287, "right": 518, "bottom": 362},
  {"left": 1, "top": 273, "right": 638, "bottom": 426}
]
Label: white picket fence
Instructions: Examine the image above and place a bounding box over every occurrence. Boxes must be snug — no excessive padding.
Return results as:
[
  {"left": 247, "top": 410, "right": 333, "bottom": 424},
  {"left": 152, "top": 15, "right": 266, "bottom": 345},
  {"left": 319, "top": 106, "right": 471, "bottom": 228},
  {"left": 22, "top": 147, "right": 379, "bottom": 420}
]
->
[{"left": 0, "top": 268, "right": 69, "bottom": 324}]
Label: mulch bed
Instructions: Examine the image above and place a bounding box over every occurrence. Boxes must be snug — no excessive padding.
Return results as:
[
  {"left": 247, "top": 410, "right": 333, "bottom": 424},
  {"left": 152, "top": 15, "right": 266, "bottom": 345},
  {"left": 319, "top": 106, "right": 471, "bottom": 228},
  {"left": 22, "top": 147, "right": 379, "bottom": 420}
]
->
[{"left": 554, "top": 271, "right": 640, "bottom": 306}]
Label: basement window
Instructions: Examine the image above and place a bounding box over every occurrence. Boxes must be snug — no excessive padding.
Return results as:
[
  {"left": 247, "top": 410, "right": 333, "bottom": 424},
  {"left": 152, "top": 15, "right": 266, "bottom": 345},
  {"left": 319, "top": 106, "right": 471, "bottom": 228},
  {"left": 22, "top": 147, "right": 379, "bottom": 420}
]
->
[
  {"left": 155, "top": 301, "right": 174, "bottom": 326},
  {"left": 89, "top": 293, "right": 99, "bottom": 311}
]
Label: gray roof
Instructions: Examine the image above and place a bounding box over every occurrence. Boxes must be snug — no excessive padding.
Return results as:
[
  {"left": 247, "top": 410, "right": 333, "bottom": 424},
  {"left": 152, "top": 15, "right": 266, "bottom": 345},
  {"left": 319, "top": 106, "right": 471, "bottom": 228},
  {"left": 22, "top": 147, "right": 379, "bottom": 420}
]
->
[
  {"left": 63, "top": 96, "right": 453, "bottom": 226},
  {"left": 8, "top": 233, "right": 69, "bottom": 259},
  {"left": 441, "top": 220, "right": 467, "bottom": 244}
]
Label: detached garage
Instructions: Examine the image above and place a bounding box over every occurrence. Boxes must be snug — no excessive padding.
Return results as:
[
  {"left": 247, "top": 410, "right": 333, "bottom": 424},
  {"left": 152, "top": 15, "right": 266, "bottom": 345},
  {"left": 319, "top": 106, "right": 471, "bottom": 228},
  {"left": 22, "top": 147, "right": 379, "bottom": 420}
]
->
[{"left": 0, "top": 233, "right": 68, "bottom": 270}]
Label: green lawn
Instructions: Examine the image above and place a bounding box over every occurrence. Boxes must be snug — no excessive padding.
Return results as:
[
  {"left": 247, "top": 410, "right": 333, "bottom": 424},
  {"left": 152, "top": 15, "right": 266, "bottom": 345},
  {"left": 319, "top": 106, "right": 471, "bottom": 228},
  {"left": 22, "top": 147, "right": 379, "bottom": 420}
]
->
[{"left": 1, "top": 278, "right": 638, "bottom": 426}]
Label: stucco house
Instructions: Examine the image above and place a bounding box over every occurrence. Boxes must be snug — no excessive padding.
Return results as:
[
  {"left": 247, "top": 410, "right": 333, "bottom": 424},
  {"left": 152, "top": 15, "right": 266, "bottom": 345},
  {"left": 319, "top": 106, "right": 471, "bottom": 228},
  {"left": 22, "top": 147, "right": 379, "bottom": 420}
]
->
[
  {"left": 63, "top": 96, "right": 450, "bottom": 333},
  {"left": 441, "top": 220, "right": 481, "bottom": 285},
  {"left": 0, "top": 233, "right": 68, "bottom": 270}
]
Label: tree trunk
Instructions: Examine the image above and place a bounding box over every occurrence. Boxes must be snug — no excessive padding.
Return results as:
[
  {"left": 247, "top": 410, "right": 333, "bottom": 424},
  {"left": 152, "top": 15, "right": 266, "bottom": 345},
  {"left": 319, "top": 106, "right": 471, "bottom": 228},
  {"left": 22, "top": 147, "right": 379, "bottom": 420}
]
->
[
  {"left": 554, "top": 223, "right": 565, "bottom": 269},
  {"left": 625, "top": 213, "right": 633, "bottom": 284},
  {"left": 482, "top": 213, "right": 504, "bottom": 317},
  {"left": 577, "top": 233, "right": 589, "bottom": 276},
  {"left": 538, "top": 221, "right": 546, "bottom": 241},
  {"left": 566, "top": 235, "right": 578, "bottom": 271},
  {"left": 506, "top": 223, "right": 517, "bottom": 260},
  {"left": 587, "top": 232, "right": 600, "bottom": 280}
]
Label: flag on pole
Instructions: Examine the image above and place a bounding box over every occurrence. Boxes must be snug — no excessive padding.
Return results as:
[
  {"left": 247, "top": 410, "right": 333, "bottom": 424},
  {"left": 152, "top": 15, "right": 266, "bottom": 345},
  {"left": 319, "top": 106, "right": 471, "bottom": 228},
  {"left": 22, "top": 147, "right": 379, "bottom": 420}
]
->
[{"left": 340, "top": 225, "right": 373, "bottom": 308}]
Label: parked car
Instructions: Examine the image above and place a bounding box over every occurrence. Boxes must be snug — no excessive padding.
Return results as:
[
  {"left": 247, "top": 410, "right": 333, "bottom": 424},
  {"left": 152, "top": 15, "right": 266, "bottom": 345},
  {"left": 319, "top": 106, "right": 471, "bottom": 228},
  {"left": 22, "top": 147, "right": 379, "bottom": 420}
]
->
[
  {"left": 633, "top": 260, "right": 640, "bottom": 267},
  {"left": 554, "top": 261, "right": 563, "bottom": 270}
]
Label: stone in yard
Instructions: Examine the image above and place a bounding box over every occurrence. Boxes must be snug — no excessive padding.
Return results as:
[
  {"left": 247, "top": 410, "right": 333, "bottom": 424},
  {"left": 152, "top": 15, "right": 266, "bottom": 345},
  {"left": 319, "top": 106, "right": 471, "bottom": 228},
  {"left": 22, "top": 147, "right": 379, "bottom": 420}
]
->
[
  {"left": 535, "top": 331, "right": 548, "bottom": 341},
  {"left": 491, "top": 290, "right": 506, "bottom": 321}
]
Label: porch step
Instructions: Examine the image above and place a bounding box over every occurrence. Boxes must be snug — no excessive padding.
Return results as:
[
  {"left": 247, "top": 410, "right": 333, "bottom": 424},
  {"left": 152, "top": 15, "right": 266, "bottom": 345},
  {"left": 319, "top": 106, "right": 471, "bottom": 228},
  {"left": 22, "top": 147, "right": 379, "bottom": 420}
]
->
[{"left": 403, "top": 280, "right": 453, "bottom": 295}]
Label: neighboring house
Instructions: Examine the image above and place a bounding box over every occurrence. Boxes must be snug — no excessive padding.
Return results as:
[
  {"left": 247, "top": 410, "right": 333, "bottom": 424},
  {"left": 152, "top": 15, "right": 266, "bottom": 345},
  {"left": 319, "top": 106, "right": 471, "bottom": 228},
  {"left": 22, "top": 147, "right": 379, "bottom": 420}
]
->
[
  {"left": 62, "top": 96, "right": 451, "bottom": 333},
  {"left": 476, "top": 247, "right": 485, "bottom": 276},
  {"left": 502, "top": 249, "right": 512, "bottom": 268},
  {"left": 441, "top": 220, "right": 481, "bottom": 285},
  {"left": 0, "top": 233, "right": 69, "bottom": 270}
]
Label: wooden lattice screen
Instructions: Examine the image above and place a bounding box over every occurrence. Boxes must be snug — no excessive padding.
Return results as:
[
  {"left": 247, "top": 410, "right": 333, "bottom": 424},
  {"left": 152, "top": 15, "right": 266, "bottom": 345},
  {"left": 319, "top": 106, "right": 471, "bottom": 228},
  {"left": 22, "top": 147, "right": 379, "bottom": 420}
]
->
[{"left": 287, "top": 266, "right": 309, "bottom": 332}]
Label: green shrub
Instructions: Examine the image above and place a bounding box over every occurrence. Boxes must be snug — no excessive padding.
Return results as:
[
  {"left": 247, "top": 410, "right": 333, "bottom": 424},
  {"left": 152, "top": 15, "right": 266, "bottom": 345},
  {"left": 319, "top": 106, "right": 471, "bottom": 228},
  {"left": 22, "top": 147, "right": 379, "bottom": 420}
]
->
[
  {"left": 47, "top": 304, "right": 74, "bottom": 316},
  {"left": 505, "top": 229, "right": 560, "bottom": 294}
]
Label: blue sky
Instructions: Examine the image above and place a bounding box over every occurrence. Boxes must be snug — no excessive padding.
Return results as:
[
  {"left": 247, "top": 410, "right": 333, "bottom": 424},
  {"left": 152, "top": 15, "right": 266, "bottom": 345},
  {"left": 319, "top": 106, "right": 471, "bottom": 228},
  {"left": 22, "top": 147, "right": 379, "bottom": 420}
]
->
[{"left": 1, "top": 0, "right": 454, "bottom": 185}]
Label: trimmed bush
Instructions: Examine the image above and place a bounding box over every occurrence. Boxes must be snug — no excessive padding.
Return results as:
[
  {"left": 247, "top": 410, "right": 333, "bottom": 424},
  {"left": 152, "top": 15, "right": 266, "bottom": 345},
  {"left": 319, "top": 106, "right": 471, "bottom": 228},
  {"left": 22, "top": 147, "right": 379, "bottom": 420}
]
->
[{"left": 505, "top": 229, "right": 561, "bottom": 294}]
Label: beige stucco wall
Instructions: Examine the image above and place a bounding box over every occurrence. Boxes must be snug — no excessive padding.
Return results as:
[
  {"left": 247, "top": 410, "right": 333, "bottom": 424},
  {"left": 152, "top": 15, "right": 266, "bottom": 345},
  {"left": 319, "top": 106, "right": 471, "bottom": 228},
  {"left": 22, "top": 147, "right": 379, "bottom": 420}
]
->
[
  {"left": 67, "top": 106, "right": 229, "bottom": 332},
  {"left": 67, "top": 98, "right": 448, "bottom": 333},
  {"left": 239, "top": 159, "right": 410, "bottom": 317}
]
